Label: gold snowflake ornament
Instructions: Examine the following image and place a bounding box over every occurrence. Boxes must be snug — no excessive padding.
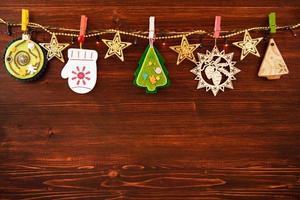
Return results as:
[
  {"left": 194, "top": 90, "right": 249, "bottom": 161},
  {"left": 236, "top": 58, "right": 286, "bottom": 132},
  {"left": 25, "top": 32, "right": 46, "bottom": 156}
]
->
[
  {"left": 233, "top": 30, "right": 263, "bottom": 61},
  {"left": 190, "top": 46, "right": 241, "bottom": 96},
  {"left": 40, "top": 34, "right": 70, "bottom": 62},
  {"left": 102, "top": 32, "right": 132, "bottom": 62},
  {"left": 169, "top": 36, "right": 200, "bottom": 65}
]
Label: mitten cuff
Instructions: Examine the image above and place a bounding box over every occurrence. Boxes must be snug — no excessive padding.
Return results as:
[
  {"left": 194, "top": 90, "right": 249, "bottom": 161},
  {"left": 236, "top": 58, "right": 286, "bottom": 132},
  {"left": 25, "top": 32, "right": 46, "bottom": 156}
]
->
[{"left": 67, "top": 48, "right": 98, "bottom": 61}]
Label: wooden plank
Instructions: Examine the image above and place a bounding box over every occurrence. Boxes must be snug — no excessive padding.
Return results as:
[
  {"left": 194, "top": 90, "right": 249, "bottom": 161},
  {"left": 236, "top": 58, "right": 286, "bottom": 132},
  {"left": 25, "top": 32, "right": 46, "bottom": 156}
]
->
[{"left": 1, "top": 164, "right": 300, "bottom": 200}]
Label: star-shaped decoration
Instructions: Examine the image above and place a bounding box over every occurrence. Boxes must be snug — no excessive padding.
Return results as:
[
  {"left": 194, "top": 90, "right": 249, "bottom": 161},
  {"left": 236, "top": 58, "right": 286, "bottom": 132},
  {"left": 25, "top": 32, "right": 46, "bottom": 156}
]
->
[
  {"left": 102, "top": 32, "right": 132, "bottom": 62},
  {"left": 233, "top": 30, "right": 263, "bottom": 61},
  {"left": 169, "top": 36, "right": 200, "bottom": 65},
  {"left": 27, "top": 64, "right": 37, "bottom": 75},
  {"left": 39, "top": 34, "right": 70, "bottom": 63},
  {"left": 190, "top": 45, "right": 241, "bottom": 96}
]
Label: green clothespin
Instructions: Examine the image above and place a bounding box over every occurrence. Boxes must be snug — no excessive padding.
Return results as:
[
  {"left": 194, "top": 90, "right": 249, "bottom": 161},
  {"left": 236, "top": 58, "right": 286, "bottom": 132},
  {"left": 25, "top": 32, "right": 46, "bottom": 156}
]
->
[{"left": 269, "top": 12, "right": 276, "bottom": 33}]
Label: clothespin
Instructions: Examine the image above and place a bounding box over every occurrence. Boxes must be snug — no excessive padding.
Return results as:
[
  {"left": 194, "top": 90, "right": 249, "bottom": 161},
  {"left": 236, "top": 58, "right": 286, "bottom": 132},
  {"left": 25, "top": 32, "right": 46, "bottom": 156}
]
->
[
  {"left": 21, "top": 9, "right": 29, "bottom": 33},
  {"left": 214, "top": 16, "right": 221, "bottom": 38},
  {"left": 269, "top": 12, "right": 276, "bottom": 34},
  {"left": 78, "top": 15, "right": 88, "bottom": 49},
  {"left": 6, "top": 23, "right": 12, "bottom": 36},
  {"left": 149, "top": 16, "right": 155, "bottom": 47}
]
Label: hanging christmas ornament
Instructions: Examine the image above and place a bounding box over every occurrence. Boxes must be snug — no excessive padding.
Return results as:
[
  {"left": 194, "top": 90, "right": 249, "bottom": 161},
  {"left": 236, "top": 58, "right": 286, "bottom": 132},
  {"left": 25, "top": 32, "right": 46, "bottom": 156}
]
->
[
  {"left": 3, "top": 9, "right": 46, "bottom": 81},
  {"left": 190, "top": 16, "right": 240, "bottom": 96},
  {"left": 134, "top": 45, "right": 170, "bottom": 93},
  {"left": 133, "top": 17, "right": 170, "bottom": 93},
  {"left": 39, "top": 34, "right": 70, "bottom": 62},
  {"left": 102, "top": 31, "right": 132, "bottom": 61},
  {"left": 232, "top": 30, "right": 263, "bottom": 60},
  {"left": 61, "top": 48, "right": 98, "bottom": 94},
  {"left": 258, "top": 12, "right": 289, "bottom": 80},
  {"left": 61, "top": 15, "right": 98, "bottom": 94},
  {"left": 258, "top": 38, "right": 289, "bottom": 79},
  {"left": 190, "top": 45, "right": 240, "bottom": 96},
  {"left": 169, "top": 35, "right": 200, "bottom": 65}
]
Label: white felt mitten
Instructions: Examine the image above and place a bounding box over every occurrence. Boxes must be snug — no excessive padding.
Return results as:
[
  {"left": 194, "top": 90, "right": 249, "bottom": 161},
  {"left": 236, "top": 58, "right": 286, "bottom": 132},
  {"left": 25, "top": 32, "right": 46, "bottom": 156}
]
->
[{"left": 61, "top": 48, "right": 98, "bottom": 94}]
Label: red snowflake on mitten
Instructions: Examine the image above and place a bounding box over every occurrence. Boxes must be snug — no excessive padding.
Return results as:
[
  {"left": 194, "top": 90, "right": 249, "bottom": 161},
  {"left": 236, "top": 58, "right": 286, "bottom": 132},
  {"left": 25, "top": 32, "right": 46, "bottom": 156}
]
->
[{"left": 72, "top": 66, "right": 91, "bottom": 86}]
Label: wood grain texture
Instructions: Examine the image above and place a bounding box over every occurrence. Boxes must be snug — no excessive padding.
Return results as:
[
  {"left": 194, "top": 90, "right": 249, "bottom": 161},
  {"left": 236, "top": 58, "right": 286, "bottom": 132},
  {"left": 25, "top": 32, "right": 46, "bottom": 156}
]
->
[{"left": 0, "top": 0, "right": 300, "bottom": 199}]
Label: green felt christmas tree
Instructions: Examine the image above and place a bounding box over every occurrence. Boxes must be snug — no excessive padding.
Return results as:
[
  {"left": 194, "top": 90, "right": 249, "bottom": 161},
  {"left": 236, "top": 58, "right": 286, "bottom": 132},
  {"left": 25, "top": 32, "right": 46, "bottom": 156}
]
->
[{"left": 134, "top": 45, "right": 170, "bottom": 93}]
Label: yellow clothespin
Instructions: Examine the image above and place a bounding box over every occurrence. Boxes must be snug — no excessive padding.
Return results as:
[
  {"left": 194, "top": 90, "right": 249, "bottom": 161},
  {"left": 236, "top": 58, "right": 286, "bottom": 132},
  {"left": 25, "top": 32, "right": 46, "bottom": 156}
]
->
[{"left": 21, "top": 9, "right": 29, "bottom": 32}]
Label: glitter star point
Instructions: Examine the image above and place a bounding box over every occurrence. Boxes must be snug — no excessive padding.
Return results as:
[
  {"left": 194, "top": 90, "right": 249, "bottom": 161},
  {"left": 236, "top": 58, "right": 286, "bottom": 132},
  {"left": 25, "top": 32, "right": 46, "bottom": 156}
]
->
[
  {"left": 233, "top": 30, "right": 263, "bottom": 61},
  {"left": 169, "top": 36, "right": 200, "bottom": 65},
  {"left": 102, "top": 32, "right": 132, "bottom": 62},
  {"left": 39, "top": 34, "right": 70, "bottom": 63}
]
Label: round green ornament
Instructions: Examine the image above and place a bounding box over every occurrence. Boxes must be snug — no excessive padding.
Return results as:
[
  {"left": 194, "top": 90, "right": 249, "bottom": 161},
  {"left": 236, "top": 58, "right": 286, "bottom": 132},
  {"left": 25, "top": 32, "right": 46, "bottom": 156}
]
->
[{"left": 3, "top": 35, "right": 46, "bottom": 81}]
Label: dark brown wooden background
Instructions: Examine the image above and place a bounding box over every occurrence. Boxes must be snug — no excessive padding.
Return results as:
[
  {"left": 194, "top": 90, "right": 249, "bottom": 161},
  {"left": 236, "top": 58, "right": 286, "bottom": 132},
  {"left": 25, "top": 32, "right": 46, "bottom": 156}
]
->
[{"left": 0, "top": 0, "right": 300, "bottom": 199}]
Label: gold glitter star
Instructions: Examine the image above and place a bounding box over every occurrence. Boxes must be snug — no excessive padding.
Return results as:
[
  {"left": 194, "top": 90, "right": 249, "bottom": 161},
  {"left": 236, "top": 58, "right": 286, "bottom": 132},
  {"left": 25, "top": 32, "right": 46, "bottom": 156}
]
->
[
  {"left": 233, "top": 30, "right": 263, "bottom": 61},
  {"left": 39, "top": 34, "right": 70, "bottom": 63},
  {"left": 102, "top": 32, "right": 132, "bottom": 62},
  {"left": 169, "top": 36, "right": 200, "bottom": 65}
]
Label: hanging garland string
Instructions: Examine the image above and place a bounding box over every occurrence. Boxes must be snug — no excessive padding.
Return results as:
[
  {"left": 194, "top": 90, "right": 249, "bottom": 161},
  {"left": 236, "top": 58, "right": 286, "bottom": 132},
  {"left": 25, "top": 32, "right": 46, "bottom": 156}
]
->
[
  {"left": 1, "top": 17, "right": 299, "bottom": 39},
  {"left": 1, "top": 13, "right": 299, "bottom": 96}
]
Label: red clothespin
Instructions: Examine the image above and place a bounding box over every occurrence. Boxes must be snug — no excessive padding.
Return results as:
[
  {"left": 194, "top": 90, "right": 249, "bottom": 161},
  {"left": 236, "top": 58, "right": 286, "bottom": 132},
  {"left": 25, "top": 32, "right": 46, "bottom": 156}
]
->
[
  {"left": 78, "top": 15, "right": 88, "bottom": 49},
  {"left": 214, "top": 16, "right": 221, "bottom": 38}
]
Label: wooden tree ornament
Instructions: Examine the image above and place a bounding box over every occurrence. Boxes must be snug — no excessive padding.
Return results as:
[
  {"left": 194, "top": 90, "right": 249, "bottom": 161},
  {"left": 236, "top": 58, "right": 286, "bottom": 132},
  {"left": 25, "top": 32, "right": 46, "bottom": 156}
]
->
[{"left": 258, "top": 38, "right": 289, "bottom": 80}]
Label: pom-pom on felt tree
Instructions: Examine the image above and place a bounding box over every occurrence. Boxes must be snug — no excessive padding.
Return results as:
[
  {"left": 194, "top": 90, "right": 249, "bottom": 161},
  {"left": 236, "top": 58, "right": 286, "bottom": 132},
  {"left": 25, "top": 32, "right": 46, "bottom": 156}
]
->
[{"left": 134, "top": 45, "right": 170, "bottom": 93}]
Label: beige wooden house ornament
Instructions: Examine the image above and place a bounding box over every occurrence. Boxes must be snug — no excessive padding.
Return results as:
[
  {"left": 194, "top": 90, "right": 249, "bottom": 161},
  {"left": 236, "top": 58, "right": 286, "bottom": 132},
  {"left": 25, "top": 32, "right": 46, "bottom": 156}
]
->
[{"left": 258, "top": 38, "right": 289, "bottom": 80}]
